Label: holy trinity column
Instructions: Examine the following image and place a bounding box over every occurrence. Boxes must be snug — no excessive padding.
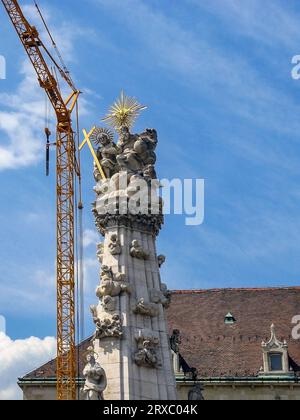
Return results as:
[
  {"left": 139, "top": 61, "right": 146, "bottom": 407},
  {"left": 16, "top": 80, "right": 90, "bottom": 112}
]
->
[{"left": 81, "top": 92, "right": 177, "bottom": 401}]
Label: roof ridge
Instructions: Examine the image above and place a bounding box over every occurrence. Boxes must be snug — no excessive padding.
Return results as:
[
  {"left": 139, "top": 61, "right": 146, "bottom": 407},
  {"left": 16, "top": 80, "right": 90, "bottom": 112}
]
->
[{"left": 171, "top": 286, "right": 300, "bottom": 294}]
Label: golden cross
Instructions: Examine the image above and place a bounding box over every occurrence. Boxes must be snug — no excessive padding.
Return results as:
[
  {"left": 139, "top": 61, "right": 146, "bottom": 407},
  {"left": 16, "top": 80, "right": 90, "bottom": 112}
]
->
[{"left": 79, "top": 127, "right": 107, "bottom": 180}]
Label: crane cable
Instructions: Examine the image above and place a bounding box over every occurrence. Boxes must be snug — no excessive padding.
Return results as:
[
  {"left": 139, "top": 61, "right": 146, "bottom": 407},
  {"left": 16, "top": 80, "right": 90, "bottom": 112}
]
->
[
  {"left": 74, "top": 100, "right": 85, "bottom": 400},
  {"left": 76, "top": 99, "right": 85, "bottom": 343},
  {"left": 45, "top": 91, "right": 51, "bottom": 176}
]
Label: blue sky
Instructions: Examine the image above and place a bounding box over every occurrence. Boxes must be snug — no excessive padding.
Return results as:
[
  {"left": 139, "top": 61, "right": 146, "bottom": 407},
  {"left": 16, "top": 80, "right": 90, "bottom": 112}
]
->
[{"left": 1, "top": 0, "right": 300, "bottom": 360}]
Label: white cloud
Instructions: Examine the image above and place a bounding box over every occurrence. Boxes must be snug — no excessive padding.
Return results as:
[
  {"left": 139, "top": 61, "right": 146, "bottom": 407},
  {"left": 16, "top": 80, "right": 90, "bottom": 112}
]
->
[
  {"left": 0, "top": 61, "right": 45, "bottom": 171},
  {"left": 0, "top": 332, "right": 56, "bottom": 400},
  {"left": 83, "top": 229, "right": 99, "bottom": 248}
]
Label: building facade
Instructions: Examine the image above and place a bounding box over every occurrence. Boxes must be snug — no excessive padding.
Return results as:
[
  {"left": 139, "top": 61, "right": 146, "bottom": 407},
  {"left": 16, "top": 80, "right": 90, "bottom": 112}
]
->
[{"left": 19, "top": 287, "right": 300, "bottom": 400}]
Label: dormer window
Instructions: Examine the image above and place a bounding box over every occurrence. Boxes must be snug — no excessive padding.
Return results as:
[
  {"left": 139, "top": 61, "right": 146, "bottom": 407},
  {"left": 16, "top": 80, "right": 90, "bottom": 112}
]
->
[
  {"left": 260, "top": 324, "right": 292, "bottom": 376},
  {"left": 224, "top": 312, "right": 236, "bottom": 324},
  {"left": 269, "top": 353, "right": 283, "bottom": 372}
]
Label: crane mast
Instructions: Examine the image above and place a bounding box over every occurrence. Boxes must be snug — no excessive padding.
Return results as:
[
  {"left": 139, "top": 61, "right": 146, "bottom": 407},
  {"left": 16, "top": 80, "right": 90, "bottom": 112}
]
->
[{"left": 1, "top": 0, "right": 80, "bottom": 400}]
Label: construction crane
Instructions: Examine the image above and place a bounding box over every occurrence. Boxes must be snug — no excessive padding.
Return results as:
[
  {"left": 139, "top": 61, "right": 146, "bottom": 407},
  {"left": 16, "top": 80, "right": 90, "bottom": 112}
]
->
[{"left": 1, "top": 0, "right": 81, "bottom": 400}]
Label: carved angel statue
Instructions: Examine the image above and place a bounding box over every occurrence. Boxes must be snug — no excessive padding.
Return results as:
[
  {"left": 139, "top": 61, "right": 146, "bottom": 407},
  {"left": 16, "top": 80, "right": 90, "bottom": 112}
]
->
[
  {"left": 81, "top": 348, "right": 107, "bottom": 401},
  {"left": 91, "top": 312, "right": 123, "bottom": 341},
  {"left": 134, "top": 340, "right": 159, "bottom": 368},
  {"left": 133, "top": 298, "right": 159, "bottom": 317},
  {"left": 130, "top": 239, "right": 149, "bottom": 260},
  {"left": 96, "top": 266, "right": 131, "bottom": 298},
  {"left": 101, "top": 265, "right": 114, "bottom": 282},
  {"left": 158, "top": 255, "right": 166, "bottom": 268},
  {"left": 108, "top": 234, "right": 122, "bottom": 255}
]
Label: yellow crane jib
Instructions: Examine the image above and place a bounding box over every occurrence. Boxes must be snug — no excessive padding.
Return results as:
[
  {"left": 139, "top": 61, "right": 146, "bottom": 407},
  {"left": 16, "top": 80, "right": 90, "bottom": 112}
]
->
[{"left": 1, "top": 0, "right": 79, "bottom": 400}]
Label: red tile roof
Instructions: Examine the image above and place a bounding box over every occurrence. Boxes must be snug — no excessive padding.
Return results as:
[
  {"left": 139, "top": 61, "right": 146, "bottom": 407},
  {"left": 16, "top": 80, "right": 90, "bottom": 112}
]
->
[
  {"left": 21, "top": 287, "right": 300, "bottom": 380},
  {"left": 166, "top": 287, "right": 300, "bottom": 377}
]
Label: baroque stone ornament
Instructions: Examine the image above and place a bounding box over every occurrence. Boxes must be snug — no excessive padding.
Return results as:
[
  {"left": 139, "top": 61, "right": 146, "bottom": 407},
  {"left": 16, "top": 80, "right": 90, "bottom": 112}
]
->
[
  {"left": 91, "top": 127, "right": 119, "bottom": 180},
  {"left": 130, "top": 240, "right": 149, "bottom": 260},
  {"left": 158, "top": 255, "right": 166, "bottom": 268},
  {"left": 132, "top": 298, "right": 160, "bottom": 317},
  {"left": 81, "top": 347, "right": 107, "bottom": 401},
  {"left": 116, "top": 127, "right": 158, "bottom": 178},
  {"left": 134, "top": 329, "right": 161, "bottom": 368},
  {"left": 108, "top": 234, "right": 122, "bottom": 255},
  {"left": 96, "top": 273, "right": 131, "bottom": 299},
  {"left": 94, "top": 211, "right": 164, "bottom": 237},
  {"left": 170, "top": 329, "right": 181, "bottom": 354},
  {"left": 96, "top": 265, "right": 131, "bottom": 298},
  {"left": 89, "top": 93, "right": 178, "bottom": 400},
  {"left": 102, "top": 91, "right": 147, "bottom": 133},
  {"left": 101, "top": 295, "right": 117, "bottom": 312},
  {"left": 150, "top": 283, "right": 171, "bottom": 308},
  {"left": 90, "top": 306, "right": 123, "bottom": 340},
  {"left": 260, "top": 324, "right": 291, "bottom": 376}
]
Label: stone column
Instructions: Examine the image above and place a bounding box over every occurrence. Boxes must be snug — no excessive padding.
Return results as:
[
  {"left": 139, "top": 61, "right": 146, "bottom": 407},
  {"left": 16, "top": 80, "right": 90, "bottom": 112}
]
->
[{"left": 85, "top": 123, "right": 177, "bottom": 401}]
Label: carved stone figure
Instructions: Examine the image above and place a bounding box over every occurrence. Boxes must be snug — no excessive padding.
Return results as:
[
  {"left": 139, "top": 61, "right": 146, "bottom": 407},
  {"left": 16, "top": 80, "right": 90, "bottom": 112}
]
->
[
  {"left": 130, "top": 240, "right": 149, "bottom": 260},
  {"left": 96, "top": 268, "right": 131, "bottom": 298},
  {"left": 133, "top": 298, "right": 159, "bottom": 317},
  {"left": 161, "top": 283, "right": 172, "bottom": 308},
  {"left": 91, "top": 309, "right": 123, "bottom": 340},
  {"left": 134, "top": 340, "right": 159, "bottom": 368},
  {"left": 150, "top": 283, "right": 171, "bottom": 308},
  {"left": 134, "top": 329, "right": 160, "bottom": 368},
  {"left": 81, "top": 348, "right": 107, "bottom": 400},
  {"left": 101, "top": 265, "right": 114, "bottom": 282},
  {"left": 96, "top": 279, "right": 131, "bottom": 299},
  {"left": 94, "top": 130, "right": 119, "bottom": 180},
  {"left": 116, "top": 126, "right": 141, "bottom": 174},
  {"left": 157, "top": 255, "right": 166, "bottom": 268},
  {"left": 96, "top": 243, "right": 104, "bottom": 264},
  {"left": 108, "top": 234, "right": 122, "bottom": 255},
  {"left": 115, "top": 126, "right": 158, "bottom": 179},
  {"left": 143, "top": 164, "right": 157, "bottom": 183},
  {"left": 136, "top": 129, "right": 158, "bottom": 170},
  {"left": 101, "top": 295, "right": 117, "bottom": 312},
  {"left": 188, "top": 384, "right": 204, "bottom": 401},
  {"left": 170, "top": 329, "right": 181, "bottom": 354}
]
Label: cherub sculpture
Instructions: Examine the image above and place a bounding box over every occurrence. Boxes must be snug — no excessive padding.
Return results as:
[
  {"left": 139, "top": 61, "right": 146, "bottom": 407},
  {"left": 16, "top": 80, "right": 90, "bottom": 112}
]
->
[
  {"left": 108, "top": 234, "right": 122, "bottom": 255},
  {"left": 130, "top": 239, "right": 149, "bottom": 260}
]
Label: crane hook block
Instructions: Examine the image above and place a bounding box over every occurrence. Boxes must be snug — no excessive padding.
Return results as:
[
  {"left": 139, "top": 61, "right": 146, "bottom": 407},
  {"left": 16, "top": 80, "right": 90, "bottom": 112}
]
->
[{"left": 45, "top": 128, "right": 51, "bottom": 177}]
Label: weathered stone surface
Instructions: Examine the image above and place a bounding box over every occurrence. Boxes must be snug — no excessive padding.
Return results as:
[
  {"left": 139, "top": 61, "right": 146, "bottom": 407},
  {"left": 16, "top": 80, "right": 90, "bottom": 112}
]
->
[{"left": 87, "top": 123, "right": 177, "bottom": 400}]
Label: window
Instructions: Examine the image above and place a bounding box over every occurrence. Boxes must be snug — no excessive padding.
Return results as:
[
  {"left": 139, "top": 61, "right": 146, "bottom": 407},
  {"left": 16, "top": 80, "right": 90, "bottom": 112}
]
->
[
  {"left": 269, "top": 353, "right": 283, "bottom": 371},
  {"left": 224, "top": 312, "right": 236, "bottom": 324}
]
